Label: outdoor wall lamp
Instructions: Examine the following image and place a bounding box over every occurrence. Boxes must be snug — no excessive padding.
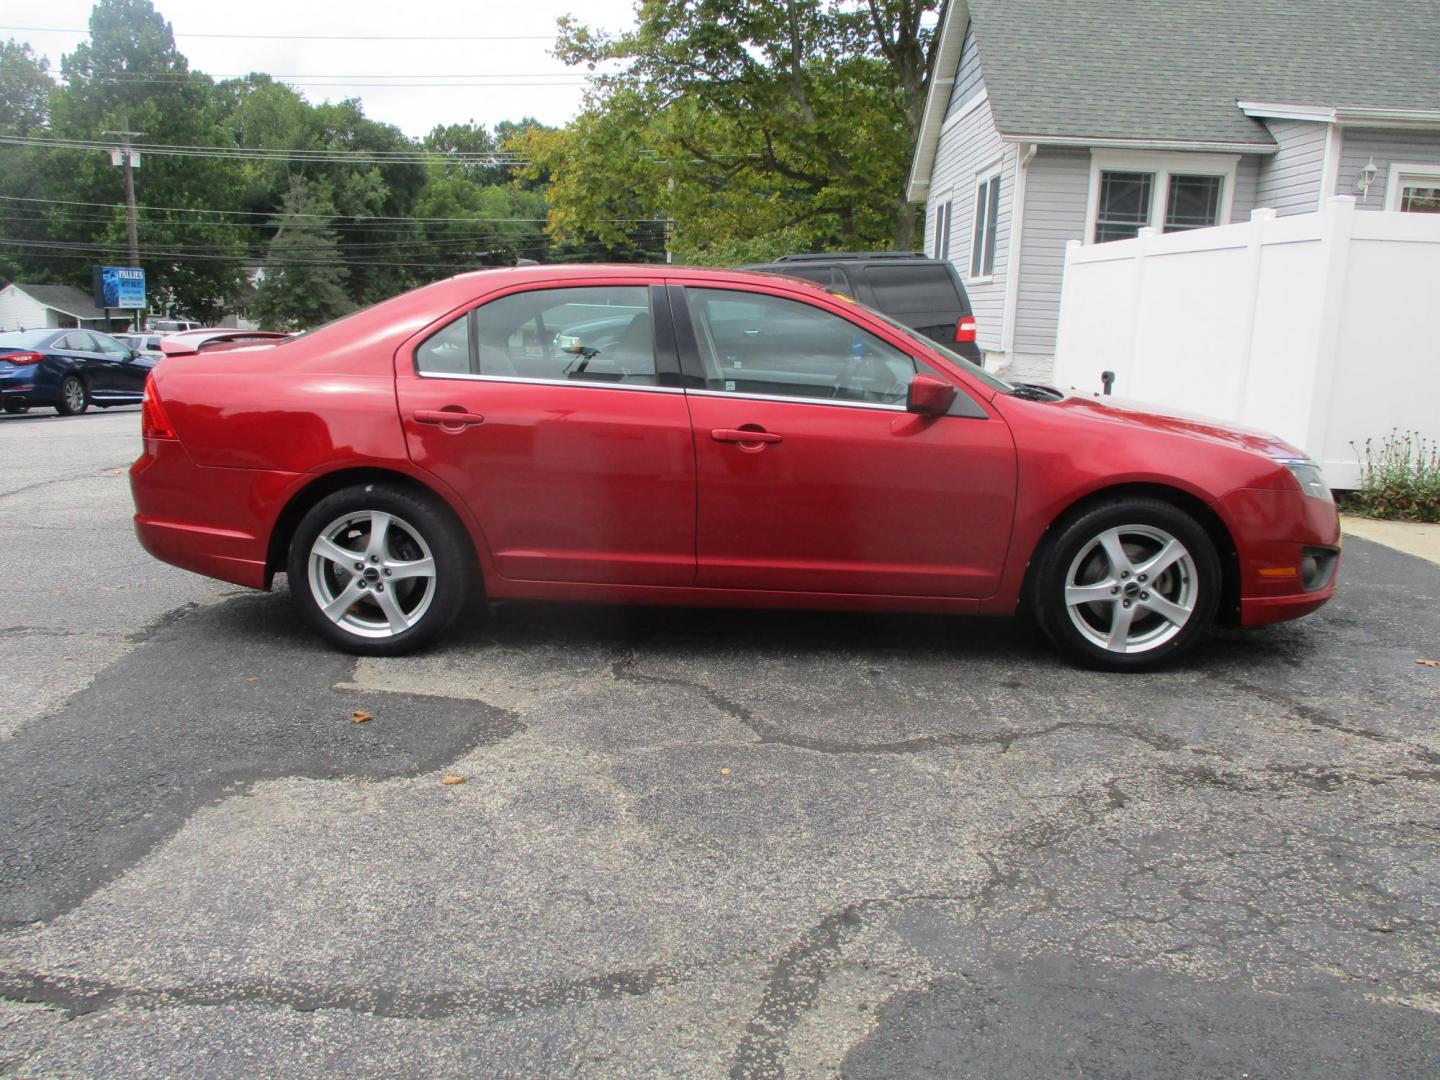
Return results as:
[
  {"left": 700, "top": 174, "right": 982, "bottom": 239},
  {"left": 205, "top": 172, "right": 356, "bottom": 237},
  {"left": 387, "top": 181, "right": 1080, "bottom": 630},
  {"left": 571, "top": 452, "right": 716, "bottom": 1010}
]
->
[{"left": 1354, "top": 157, "right": 1380, "bottom": 201}]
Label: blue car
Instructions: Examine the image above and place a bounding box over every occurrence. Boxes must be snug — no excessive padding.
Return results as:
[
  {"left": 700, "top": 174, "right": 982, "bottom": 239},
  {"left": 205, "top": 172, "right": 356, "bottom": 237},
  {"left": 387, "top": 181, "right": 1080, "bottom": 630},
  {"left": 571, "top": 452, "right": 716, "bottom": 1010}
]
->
[{"left": 0, "top": 328, "right": 157, "bottom": 415}]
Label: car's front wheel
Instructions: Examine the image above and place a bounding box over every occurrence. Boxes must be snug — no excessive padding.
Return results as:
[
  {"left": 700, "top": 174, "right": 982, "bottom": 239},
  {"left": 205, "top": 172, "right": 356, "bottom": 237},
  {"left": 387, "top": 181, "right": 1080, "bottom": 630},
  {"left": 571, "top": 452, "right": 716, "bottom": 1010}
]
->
[
  {"left": 56, "top": 375, "right": 89, "bottom": 415},
  {"left": 1033, "top": 498, "right": 1220, "bottom": 671},
  {"left": 287, "top": 484, "right": 473, "bottom": 655}
]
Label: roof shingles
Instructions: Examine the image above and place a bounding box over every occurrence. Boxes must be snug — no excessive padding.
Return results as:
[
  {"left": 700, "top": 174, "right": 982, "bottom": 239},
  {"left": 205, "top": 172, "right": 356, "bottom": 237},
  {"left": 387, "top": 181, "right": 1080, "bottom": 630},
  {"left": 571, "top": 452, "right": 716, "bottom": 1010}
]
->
[{"left": 967, "top": 0, "right": 1440, "bottom": 146}]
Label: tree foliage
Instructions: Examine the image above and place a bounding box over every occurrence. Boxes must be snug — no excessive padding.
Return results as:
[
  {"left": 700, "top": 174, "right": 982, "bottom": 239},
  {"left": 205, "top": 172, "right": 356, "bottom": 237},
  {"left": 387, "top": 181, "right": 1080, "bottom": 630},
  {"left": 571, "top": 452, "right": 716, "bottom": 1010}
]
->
[
  {"left": 524, "top": 0, "right": 944, "bottom": 262},
  {"left": 251, "top": 177, "right": 350, "bottom": 331}
]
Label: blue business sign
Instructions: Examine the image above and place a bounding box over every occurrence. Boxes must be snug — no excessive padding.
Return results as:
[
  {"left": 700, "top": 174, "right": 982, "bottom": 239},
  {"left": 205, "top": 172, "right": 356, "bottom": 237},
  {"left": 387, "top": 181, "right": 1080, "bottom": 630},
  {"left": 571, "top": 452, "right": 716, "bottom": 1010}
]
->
[{"left": 93, "top": 265, "right": 146, "bottom": 309}]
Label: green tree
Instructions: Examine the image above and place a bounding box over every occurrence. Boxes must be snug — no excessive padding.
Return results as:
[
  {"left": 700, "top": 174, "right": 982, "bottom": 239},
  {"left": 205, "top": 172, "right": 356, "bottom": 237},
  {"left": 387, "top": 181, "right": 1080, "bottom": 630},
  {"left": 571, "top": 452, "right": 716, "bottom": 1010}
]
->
[
  {"left": 0, "top": 42, "right": 57, "bottom": 286},
  {"left": 529, "top": 0, "right": 943, "bottom": 260},
  {"left": 0, "top": 40, "right": 52, "bottom": 135},
  {"left": 252, "top": 177, "right": 350, "bottom": 331},
  {"left": 45, "top": 0, "right": 247, "bottom": 319}
]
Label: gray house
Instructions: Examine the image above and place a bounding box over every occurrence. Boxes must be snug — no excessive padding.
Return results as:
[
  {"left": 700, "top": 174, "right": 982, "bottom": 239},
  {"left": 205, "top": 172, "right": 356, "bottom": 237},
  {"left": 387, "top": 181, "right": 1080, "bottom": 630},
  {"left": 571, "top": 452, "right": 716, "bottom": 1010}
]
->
[
  {"left": 907, "top": 0, "right": 1440, "bottom": 380},
  {"left": 0, "top": 283, "right": 132, "bottom": 333}
]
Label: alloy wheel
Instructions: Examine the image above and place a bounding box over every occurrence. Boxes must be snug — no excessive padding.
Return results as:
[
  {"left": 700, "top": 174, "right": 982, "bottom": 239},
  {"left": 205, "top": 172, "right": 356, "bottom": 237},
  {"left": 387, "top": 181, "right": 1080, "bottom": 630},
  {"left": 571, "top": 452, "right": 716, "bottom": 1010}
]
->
[
  {"left": 62, "top": 378, "right": 85, "bottom": 413},
  {"left": 306, "top": 510, "right": 437, "bottom": 639},
  {"left": 1063, "top": 524, "right": 1198, "bottom": 655}
]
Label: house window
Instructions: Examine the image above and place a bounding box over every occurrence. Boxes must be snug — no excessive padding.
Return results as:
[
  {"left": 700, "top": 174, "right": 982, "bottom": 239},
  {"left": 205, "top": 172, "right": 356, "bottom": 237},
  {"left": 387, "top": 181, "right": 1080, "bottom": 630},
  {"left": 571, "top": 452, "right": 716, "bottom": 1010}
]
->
[
  {"left": 1096, "top": 171, "right": 1153, "bottom": 243},
  {"left": 1401, "top": 185, "right": 1440, "bottom": 213},
  {"left": 971, "top": 172, "right": 1000, "bottom": 278},
  {"left": 939, "top": 199, "right": 953, "bottom": 259},
  {"left": 1164, "top": 175, "right": 1224, "bottom": 231},
  {"left": 1088, "top": 153, "right": 1236, "bottom": 243},
  {"left": 1386, "top": 165, "right": 1440, "bottom": 213}
]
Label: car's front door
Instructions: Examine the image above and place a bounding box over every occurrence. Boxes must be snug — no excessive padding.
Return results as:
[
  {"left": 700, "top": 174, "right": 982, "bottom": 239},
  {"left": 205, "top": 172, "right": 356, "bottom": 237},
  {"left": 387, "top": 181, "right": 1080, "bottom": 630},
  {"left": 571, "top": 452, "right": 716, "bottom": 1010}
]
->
[
  {"left": 395, "top": 281, "right": 698, "bottom": 586},
  {"left": 674, "top": 284, "right": 1017, "bottom": 598},
  {"left": 90, "top": 331, "right": 149, "bottom": 397}
]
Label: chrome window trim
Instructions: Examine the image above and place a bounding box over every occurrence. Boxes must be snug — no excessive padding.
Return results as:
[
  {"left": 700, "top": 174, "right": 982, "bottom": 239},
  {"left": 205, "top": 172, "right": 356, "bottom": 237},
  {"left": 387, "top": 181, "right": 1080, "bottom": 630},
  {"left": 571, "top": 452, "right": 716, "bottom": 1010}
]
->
[
  {"left": 414, "top": 370, "right": 685, "bottom": 394},
  {"left": 686, "top": 388, "right": 906, "bottom": 412}
]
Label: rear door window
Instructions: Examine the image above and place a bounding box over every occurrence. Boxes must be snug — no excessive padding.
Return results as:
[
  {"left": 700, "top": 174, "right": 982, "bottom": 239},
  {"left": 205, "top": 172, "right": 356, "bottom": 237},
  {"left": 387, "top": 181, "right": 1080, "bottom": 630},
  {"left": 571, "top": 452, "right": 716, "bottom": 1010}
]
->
[{"left": 416, "top": 286, "right": 658, "bottom": 387}]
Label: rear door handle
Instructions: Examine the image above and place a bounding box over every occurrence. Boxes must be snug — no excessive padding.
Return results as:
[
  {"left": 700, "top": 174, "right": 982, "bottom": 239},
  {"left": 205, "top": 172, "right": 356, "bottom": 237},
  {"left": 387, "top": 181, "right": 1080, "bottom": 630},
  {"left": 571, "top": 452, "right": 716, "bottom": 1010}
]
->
[
  {"left": 414, "top": 408, "right": 485, "bottom": 427},
  {"left": 711, "top": 428, "right": 782, "bottom": 444}
]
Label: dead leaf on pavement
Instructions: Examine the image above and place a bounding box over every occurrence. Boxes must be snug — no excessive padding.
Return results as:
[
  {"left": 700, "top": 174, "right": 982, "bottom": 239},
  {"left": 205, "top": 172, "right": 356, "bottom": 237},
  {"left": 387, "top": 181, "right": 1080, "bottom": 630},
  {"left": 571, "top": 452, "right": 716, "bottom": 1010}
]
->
[
  {"left": 441, "top": 775, "right": 466, "bottom": 786},
  {"left": 720, "top": 767, "right": 732, "bottom": 776},
  {"left": 351, "top": 710, "right": 373, "bottom": 723},
  {"left": 1418, "top": 659, "right": 1440, "bottom": 668},
  {"left": 244, "top": 676, "right": 259, "bottom": 683}
]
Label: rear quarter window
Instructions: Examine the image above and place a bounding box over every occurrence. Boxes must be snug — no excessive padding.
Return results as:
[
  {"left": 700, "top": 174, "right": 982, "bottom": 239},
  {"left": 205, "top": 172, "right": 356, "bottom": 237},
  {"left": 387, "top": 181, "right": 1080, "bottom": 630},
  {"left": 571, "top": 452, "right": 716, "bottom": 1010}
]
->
[{"left": 861, "top": 264, "right": 964, "bottom": 315}]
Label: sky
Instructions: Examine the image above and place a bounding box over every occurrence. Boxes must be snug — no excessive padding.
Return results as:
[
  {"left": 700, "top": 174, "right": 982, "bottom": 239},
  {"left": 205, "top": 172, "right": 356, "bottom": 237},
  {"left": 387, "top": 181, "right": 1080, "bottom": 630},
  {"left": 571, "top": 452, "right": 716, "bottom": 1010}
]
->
[{"left": 0, "top": 0, "right": 641, "bottom": 136}]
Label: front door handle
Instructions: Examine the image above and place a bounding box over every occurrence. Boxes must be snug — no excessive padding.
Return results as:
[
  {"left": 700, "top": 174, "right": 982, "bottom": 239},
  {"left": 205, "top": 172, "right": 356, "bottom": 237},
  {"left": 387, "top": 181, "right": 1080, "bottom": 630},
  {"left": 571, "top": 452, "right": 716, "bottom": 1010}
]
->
[
  {"left": 415, "top": 408, "right": 485, "bottom": 429},
  {"left": 712, "top": 427, "right": 782, "bottom": 445}
]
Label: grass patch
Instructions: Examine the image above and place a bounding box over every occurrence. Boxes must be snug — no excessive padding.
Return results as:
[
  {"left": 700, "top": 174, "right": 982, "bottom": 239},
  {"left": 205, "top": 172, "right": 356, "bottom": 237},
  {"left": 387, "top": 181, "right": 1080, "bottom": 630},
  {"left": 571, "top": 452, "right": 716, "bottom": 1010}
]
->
[{"left": 1339, "top": 430, "right": 1440, "bottom": 523}]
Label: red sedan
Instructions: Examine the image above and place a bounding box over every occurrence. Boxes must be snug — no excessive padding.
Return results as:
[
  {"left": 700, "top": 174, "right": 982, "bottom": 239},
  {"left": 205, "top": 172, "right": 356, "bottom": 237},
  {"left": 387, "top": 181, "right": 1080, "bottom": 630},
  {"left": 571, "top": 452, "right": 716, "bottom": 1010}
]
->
[{"left": 129, "top": 265, "right": 1339, "bottom": 670}]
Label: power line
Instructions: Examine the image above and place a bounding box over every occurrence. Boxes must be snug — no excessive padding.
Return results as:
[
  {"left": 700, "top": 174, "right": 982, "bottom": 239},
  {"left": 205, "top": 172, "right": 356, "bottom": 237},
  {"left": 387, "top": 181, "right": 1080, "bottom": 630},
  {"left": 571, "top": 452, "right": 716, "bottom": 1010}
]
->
[
  {"left": 0, "top": 134, "right": 534, "bottom": 166},
  {"left": 0, "top": 195, "right": 662, "bottom": 225},
  {"left": 0, "top": 25, "right": 561, "bottom": 41}
]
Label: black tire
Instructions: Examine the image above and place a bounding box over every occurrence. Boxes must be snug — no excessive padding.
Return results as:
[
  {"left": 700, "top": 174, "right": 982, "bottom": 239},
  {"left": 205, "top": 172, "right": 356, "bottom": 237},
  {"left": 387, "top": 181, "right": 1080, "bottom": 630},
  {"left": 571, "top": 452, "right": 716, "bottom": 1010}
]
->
[
  {"left": 1031, "top": 497, "right": 1220, "bottom": 672},
  {"left": 286, "top": 483, "right": 474, "bottom": 656},
  {"left": 56, "top": 375, "right": 89, "bottom": 415}
]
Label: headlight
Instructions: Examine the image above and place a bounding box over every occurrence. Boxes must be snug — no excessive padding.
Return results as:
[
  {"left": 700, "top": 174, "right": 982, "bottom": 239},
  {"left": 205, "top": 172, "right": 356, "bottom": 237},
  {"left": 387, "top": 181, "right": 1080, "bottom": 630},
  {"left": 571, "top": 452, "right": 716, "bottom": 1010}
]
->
[{"left": 1281, "top": 459, "right": 1332, "bottom": 502}]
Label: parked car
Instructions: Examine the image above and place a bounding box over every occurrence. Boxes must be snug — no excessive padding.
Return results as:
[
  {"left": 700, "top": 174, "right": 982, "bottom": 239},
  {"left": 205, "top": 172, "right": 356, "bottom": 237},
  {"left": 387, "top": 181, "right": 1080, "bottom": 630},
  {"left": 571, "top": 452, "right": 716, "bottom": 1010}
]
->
[
  {"left": 158, "top": 329, "right": 291, "bottom": 357},
  {"left": 149, "top": 319, "right": 202, "bottom": 334},
  {"left": 0, "top": 328, "right": 156, "bottom": 415},
  {"left": 116, "top": 333, "right": 166, "bottom": 361},
  {"left": 129, "top": 265, "right": 1340, "bottom": 670},
  {"left": 743, "top": 252, "right": 981, "bottom": 363}
]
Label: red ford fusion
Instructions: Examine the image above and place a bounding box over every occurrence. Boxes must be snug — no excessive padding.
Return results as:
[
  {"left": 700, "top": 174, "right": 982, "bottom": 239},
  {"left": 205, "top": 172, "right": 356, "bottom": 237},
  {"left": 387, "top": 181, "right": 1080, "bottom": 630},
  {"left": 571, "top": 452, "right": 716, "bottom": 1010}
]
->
[{"left": 129, "top": 265, "right": 1339, "bottom": 670}]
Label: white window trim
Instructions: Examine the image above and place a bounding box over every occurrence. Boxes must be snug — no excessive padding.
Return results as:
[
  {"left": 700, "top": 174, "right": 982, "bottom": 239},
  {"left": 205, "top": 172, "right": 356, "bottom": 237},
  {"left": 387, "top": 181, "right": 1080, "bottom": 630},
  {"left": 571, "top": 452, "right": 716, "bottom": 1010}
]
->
[
  {"left": 1384, "top": 163, "right": 1440, "bottom": 211},
  {"left": 968, "top": 162, "right": 1003, "bottom": 283},
  {"left": 930, "top": 190, "right": 955, "bottom": 261},
  {"left": 1084, "top": 150, "right": 1239, "bottom": 244}
]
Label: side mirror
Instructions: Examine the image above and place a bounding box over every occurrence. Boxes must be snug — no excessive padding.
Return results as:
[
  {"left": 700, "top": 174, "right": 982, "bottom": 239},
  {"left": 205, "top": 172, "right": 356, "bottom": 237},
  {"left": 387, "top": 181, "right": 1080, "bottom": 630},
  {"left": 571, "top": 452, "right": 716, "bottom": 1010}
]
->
[{"left": 906, "top": 374, "right": 957, "bottom": 417}]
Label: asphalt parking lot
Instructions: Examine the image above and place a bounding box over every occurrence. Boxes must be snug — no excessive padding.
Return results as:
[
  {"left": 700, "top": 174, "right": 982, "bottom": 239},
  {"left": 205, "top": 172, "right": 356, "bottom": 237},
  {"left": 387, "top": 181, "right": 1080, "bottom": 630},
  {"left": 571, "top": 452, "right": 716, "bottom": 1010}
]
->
[{"left": 1, "top": 408, "right": 1438, "bottom": 1078}]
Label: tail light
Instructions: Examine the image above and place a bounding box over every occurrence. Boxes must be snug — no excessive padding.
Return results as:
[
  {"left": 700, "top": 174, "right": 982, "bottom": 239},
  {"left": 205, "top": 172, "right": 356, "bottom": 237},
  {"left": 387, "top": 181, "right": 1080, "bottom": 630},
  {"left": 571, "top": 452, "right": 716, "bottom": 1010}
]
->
[
  {"left": 955, "top": 316, "right": 977, "bottom": 344},
  {"left": 2, "top": 351, "right": 44, "bottom": 365},
  {"left": 141, "top": 374, "right": 177, "bottom": 440}
]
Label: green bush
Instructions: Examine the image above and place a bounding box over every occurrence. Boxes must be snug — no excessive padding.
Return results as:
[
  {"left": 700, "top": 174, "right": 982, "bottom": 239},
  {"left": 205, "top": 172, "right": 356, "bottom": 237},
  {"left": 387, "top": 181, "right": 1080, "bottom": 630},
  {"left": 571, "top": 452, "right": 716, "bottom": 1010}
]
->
[{"left": 1340, "top": 430, "right": 1440, "bottom": 523}]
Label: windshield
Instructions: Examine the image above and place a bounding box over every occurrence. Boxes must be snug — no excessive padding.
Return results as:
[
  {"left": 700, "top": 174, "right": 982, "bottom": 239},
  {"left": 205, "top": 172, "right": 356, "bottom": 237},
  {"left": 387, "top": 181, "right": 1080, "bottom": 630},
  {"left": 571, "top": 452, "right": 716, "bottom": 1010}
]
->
[
  {"left": 0, "top": 330, "right": 54, "bottom": 350},
  {"left": 836, "top": 296, "right": 1014, "bottom": 394}
]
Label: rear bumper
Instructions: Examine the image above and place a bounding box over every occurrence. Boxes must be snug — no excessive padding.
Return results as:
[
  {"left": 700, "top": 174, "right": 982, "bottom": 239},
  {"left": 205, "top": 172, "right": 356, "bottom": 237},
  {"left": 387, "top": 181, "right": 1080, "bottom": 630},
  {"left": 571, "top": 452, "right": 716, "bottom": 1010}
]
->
[{"left": 130, "top": 438, "right": 296, "bottom": 590}]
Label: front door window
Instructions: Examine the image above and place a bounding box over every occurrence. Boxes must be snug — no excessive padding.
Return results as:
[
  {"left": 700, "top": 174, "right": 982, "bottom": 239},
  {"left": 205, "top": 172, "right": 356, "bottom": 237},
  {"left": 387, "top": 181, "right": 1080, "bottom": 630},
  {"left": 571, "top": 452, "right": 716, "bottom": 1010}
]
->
[{"left": 684, "top": 288, "right": 937, "bottom": 407}]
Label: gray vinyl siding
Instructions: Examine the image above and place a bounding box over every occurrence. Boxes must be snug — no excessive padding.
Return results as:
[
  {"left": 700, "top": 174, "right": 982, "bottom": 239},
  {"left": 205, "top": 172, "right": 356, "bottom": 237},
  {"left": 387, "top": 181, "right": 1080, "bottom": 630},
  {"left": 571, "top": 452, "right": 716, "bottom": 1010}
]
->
[
  {"left": 1231, "top": 155, "right": 1261, "bottom": 218},
  {"left": 927, "top": 93, "right": 1013, "bottom": 354},
  {"left": 1255, "top": 119, "right": 1327, "bottom": 215},
  {"left": 1338, "top": 127, "right": 1440, "bottom": 210},
  {"left": 944, "top": 21, "right": 985, "bottom": 119},
  {"left": 1013, "top": 148, "right": 1089, "bottom": 355}
]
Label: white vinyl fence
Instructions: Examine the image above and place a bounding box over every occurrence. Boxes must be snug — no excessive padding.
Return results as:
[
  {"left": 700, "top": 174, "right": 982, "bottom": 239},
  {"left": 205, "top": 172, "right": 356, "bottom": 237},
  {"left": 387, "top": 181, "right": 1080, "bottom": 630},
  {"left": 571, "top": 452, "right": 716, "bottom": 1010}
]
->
[{"left": 1052, "top": 196, "right": 1440, "bottom": 488}]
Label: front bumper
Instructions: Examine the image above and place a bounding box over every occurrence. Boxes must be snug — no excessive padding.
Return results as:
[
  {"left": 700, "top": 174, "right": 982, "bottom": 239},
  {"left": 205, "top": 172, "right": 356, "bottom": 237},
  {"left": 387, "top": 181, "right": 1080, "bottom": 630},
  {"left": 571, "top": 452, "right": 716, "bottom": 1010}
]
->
[{"left": 1217, "top": 487, "right": 1341, "bottom": 627}]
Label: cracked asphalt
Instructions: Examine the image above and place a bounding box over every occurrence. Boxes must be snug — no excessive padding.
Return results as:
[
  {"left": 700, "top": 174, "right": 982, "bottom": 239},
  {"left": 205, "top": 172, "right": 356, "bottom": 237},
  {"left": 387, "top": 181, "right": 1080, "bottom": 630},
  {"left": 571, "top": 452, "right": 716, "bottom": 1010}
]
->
[{"left": 1, "top": 409, "right": 1438, "bottom": 1078}]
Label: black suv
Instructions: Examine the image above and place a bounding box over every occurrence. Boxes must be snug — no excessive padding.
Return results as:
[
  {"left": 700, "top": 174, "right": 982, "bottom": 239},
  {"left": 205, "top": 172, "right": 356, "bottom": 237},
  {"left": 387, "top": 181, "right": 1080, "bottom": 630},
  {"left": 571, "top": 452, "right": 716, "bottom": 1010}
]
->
[{"left": 743, "top": 252, "right": 980, "bottom": 363}]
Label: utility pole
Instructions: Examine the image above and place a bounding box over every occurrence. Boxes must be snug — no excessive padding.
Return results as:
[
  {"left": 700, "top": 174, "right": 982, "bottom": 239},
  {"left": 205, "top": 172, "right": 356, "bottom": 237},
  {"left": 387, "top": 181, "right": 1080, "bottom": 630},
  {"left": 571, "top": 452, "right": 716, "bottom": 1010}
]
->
[{"left": 102, "top": 120, "right": 145, "bottom": 268}]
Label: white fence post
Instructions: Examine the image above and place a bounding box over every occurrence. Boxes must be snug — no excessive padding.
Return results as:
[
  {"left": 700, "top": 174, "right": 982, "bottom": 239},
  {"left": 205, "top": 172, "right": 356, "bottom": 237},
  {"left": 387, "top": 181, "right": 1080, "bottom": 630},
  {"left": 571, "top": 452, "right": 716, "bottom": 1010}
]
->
[
  {"left": 1126, "top": 227, "right": 1157, "bottom": 395},
  {"left": 1231, "top": 208, "right": 1277, "bottom": 419},
  {"left": 1304, "top": 196, "right": 1357, "bottom": 459}
]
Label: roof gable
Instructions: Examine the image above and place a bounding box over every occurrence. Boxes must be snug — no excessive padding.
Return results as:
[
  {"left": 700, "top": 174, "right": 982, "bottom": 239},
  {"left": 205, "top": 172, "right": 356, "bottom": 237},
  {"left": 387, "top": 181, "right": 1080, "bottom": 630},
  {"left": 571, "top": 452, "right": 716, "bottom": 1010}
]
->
[
  {"left": 910, "top": 0, "right": 1440, "bottom": 199},
  {"left": 12, "top": 283, "right": 109, "bottom": 320}
]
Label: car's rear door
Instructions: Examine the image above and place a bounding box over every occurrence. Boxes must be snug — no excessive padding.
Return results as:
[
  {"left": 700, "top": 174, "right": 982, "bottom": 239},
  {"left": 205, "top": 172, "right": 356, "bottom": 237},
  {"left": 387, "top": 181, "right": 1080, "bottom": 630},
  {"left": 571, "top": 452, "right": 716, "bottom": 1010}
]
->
[
  {"left": 672, "top": 282, "right": 1016, "bottom": 598},
  {"left": 394, "top": 280, "right": 698, "bottom": 586},
  {"left": 52, "top": 332, "right": 112, "bottom": 392}
]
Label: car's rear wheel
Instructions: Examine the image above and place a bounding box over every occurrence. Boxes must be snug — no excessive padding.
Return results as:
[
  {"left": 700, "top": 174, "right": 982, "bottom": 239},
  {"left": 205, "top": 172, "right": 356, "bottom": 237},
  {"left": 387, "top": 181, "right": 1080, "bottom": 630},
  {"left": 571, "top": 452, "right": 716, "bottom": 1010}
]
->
[
  {"left": 56, "top": 375, "right": 88, "bottom": 416},
  {"left": 1033, "top": 498, "right": 1219, "bottom": 671},
  {"left": 287, "top": 484, "right": 472, "bottom": 655}
]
